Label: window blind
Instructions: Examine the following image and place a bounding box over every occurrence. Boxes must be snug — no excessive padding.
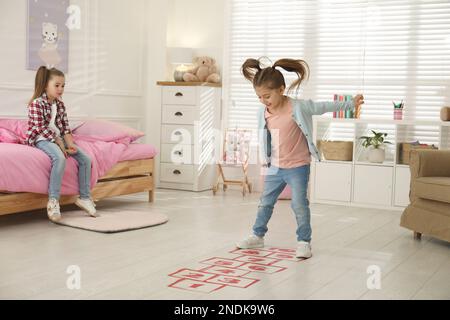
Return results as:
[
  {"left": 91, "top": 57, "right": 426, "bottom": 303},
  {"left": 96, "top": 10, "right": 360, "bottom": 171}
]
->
[{"left": 223, "top": 0, "right": 450, "bottom": 133}]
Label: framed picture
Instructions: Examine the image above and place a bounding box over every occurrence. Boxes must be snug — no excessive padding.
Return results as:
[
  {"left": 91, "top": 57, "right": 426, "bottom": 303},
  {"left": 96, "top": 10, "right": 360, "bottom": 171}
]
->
[
  {"left": 27, "top": 0, "right": 70, "bottom": 72},
  {"left": 223, "top": 128, "right": 252, "bottom": 165}
]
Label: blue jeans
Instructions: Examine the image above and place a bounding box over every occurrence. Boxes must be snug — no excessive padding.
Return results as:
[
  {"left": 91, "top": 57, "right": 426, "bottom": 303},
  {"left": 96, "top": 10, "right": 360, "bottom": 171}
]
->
[
  {"left": 35, "top": 140, "right": 92, "bottom": 200},
  {"left": 253, "top": 164, "right": 312, "bottom": 242}
]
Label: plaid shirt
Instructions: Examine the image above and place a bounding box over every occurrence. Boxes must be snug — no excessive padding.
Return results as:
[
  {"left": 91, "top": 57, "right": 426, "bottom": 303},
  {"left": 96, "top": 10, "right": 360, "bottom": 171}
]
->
[{"left": 26, "top": 92, "right": 71, "bottom": 146}]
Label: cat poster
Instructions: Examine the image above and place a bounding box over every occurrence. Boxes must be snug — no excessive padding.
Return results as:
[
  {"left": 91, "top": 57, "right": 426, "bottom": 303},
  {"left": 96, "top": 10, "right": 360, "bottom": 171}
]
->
[{"left": 27, "top": 0, "right": 70, "bottom": 72}]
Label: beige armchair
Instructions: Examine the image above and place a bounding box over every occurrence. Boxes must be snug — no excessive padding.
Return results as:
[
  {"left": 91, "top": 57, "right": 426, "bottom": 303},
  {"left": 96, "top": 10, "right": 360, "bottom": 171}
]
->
[{"left": 400, "top": 149, "right": 450, "bottom": 242}]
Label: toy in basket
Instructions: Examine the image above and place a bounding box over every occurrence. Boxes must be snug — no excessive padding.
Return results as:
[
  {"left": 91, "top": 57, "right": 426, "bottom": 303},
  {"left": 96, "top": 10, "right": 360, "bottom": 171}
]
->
[{"left": 213, "top": 128, "right": 253, "bottom": 196}]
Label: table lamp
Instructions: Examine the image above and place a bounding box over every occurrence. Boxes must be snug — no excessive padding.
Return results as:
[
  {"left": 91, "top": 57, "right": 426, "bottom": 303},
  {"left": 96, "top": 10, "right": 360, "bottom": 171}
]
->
[{"left": 168, "top": 47, "right": 193, "bottom": 82}]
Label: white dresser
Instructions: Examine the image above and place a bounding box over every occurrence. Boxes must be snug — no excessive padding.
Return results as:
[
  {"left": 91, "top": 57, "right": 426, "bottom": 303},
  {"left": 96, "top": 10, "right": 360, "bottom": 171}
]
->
[{"left": 157, "top": 82, "right": 222, "bottom": 191}]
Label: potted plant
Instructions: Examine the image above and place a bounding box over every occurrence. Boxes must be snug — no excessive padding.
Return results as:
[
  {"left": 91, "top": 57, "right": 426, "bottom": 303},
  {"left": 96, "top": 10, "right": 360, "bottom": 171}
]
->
[{"left": 359, "top": 130, "right": 392, "bottom": 163}]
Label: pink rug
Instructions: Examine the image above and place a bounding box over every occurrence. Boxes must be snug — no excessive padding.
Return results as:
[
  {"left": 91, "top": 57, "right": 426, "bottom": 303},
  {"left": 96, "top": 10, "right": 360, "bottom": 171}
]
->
[{"left": 56, "top": 209, "right": 169, "bottom": 233}]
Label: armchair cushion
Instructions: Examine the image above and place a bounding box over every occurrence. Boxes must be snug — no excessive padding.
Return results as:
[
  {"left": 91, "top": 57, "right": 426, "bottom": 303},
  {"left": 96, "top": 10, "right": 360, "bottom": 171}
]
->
[{"left": 415, "top": 177, "right": 450, "bottom": 204}]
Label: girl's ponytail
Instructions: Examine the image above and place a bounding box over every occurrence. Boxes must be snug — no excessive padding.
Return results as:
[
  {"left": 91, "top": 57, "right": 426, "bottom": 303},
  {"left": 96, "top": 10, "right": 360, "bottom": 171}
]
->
[
  {"left": 28, "top": 66, "right": 64, "bottom": 106},
  {"left": 241, "top": 57, "right": 309, "bottom": 95},
  {"left": 241, "top": 58, "right": 262, "bottom": 82},
  {"left": 272, "top": 58, "right": 309, "bottom": 93}
]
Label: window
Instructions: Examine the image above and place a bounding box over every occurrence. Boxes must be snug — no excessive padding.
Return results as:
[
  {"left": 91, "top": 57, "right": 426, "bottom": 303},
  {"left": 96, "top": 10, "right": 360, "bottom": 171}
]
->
[{"left": 223, "top": 0, "right": 450, "bottom": 132}]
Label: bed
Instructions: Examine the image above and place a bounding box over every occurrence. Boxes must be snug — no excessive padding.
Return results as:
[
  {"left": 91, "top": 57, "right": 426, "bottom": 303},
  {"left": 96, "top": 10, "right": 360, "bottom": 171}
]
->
[
  {"left": 0, "top": 158, "right": 155, "bottom": 216},
  {"left": 0, "top": 119, "right": 157, "bottom": 216}
]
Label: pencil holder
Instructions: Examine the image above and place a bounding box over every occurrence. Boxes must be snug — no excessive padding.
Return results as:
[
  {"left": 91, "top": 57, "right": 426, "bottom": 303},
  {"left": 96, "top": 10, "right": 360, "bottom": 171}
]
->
[{"left": 394, "top": 108, "right": 403, "bottom": 120}]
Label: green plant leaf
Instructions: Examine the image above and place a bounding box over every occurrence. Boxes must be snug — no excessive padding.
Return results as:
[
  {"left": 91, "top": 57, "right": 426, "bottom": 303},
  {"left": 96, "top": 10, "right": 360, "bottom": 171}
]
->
[{"left": 359, "top": 130, "right": 391, "bottom": 148}]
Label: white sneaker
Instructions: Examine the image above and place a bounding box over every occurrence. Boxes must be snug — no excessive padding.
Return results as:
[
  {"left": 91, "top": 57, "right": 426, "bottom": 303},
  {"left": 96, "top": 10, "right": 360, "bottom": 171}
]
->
[
  {"left": 236, "top": 235, "right": 264, "bottom": 249},
  {"left": 296, "top": 241, "right": 312, "bottom": 259},
  {"left": 47, "top": 198, "right": 61, "bottom": 222},
  {"left": 75, "top": 197, "right": 98, "bottom": 217}
]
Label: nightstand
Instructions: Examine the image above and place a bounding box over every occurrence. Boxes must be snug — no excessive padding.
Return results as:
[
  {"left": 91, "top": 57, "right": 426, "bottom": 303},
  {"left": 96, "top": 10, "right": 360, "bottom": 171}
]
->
[{"left": 157, "top": 81, "right": 222, "bottom": 191}]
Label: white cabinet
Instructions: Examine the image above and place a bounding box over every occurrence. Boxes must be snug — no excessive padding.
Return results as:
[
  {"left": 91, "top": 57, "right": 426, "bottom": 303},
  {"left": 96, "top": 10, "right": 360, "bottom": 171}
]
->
[
  {"left": 160, "top": 163, "right": 194, "bottom": 184},
  {"left": 162, "top": 86, "right": 197, "bottom": 105},
  {"left": 394, "top": 166, "right": 411, "bottom": 207},
  {"left": 314, "top": 162, "right": 352, "bottom": 202},
  {"left": 157, "top": 83, "right": 222, "bottom": 191},
  {"left": 162, "top": 105, "right": 198, "bottom": 125},
  {"left": 353, "top": 165, "right": 393, "bottom": 206},
  {"left": 310, "top": 117, "right": 450, "bottom": 209}
]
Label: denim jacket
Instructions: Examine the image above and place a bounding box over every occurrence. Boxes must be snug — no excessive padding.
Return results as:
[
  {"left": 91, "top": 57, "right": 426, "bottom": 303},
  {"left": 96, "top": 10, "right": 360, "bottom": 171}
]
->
[{"left": 257, "top": 97, "right": 354, "bottom": 166}]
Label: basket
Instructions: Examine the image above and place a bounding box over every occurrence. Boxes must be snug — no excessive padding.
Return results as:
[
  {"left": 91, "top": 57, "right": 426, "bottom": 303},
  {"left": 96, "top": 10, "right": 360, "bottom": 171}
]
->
[
  {"left": 441, "top": 106, "right": 450, "bottom": 121},
  {"left": 317, "top": 141, "right": 353, "bottom": 161},
  {"left": 399, "top": 143, "right": 438, "bottom": 165}
]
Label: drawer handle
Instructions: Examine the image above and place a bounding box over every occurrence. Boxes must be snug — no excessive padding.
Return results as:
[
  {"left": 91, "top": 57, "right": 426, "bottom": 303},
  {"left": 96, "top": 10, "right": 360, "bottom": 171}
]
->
[
  {"left": 174, "top": 131, "right": 182, "bottom": 136},
  {"left": 173, "top": 170, "right": 181, "bottom": 175},
  {"left": 174, "top": 150, "right": 183, "bottom": 156},
  {"left": 175, "top": 92, "right": 183, "bottom": 97},
  {"left": 175, "top": 112, "right": 183, "bottom": 117}
]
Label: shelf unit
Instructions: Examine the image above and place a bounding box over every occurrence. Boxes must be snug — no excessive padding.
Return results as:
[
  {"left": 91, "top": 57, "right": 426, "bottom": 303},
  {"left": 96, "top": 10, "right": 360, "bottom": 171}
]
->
[{"left": 311, "top": 116, "right": 450, "bottom": 210}]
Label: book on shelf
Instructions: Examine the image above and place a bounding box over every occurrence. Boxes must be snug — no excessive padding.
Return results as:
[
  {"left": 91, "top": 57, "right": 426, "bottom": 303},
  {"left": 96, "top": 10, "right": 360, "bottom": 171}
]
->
[
  {"left": 333, "top": 94, "right": 338, "bottom": 118},
  {"left": 339, "top": 95, "right": 344, "bottom": 118},
  {"left": 333, "top": 94, "right": 354, "bottom": 119},
  {"left": 344, "top": 95, "right": 353, "bottom": 118}
]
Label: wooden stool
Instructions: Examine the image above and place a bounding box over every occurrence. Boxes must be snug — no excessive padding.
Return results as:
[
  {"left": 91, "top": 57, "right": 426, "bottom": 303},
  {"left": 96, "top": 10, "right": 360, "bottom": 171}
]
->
[{"left": 213, "top": 162, "right": 252, "bottom": 197}]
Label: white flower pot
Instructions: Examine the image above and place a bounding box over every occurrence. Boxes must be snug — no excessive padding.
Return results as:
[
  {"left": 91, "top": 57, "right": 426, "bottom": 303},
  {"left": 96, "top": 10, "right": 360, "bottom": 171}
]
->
[{"left": 368, "top": 147, "right": 385, "bottom": 163}]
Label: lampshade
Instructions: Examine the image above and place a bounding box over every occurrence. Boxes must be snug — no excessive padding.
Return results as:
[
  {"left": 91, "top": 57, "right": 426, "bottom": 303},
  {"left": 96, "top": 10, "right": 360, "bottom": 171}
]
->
[{"left": 168, "top": 47, "right": 193, "bottom": 64}]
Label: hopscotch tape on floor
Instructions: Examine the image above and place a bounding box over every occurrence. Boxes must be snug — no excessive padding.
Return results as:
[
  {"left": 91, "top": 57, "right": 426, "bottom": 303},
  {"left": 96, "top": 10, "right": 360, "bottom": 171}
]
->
[{"left": 168, "top": 247, "right": 306, "bottom": 293}]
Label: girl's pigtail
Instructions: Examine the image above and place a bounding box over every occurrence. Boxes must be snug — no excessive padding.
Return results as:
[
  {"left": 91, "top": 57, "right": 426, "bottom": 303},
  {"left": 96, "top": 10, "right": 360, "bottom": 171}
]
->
[
  {"left": 273, "top": 59, "right": 310, "bottom": 93},
  {"left": 36, "top": 66, "right": 49, "bottom": 88},
  {"left": 241, "top": 58, "right": 262, "bottom": 83},
  {"left": 28, "top": 66, "right": 64, "bottom": 106}
]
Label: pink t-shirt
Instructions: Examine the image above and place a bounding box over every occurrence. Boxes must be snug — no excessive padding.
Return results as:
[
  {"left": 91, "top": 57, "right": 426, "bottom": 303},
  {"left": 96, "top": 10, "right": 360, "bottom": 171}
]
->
[{"left": 265, "top": 100, "right": 311, "bottom": 168}]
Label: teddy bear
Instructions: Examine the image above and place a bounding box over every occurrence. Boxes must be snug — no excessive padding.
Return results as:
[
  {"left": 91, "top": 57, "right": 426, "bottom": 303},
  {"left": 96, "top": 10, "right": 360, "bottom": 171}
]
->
[{"left": 183, "top": 56, "right": 221, "bottom": 83}]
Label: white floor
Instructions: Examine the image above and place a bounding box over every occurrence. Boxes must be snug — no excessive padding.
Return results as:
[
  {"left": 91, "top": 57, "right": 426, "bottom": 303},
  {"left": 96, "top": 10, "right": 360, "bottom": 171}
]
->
[{"left": 0, "top": 188, "right": 449, "bottom": 300}]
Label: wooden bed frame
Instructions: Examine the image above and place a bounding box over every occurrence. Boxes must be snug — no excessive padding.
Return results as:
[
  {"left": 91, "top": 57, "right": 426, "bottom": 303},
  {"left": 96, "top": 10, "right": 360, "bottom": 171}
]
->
[{"left": 0, "top": 158, "right": 155, "bottom": 216}]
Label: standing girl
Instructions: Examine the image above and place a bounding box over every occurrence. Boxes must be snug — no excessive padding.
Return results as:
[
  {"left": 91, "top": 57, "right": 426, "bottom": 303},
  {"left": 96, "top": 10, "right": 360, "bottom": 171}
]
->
[
  {"left": 26, "top": 66, "right": 97, "bottom": 222},
  {"left": 236, "top": 58, "right": 364, "bottom": 258}
]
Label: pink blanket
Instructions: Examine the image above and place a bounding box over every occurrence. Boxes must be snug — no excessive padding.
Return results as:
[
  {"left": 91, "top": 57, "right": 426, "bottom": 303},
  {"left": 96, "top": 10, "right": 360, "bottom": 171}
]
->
[
  {"left": 119, "top": 142, "right": 158, "bottom": 162},
  {"left": 0, "top": 135, "right": 147, "bottom": 195}
]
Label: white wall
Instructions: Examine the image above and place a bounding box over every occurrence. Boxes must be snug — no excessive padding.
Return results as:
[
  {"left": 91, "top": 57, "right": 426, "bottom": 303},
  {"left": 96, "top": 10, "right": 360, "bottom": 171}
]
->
[
  {"left": 0, "top": 0, "right": 159, "bottom": 131},
  {"left": 0, "top": 0, "right": 224, "bottom": 131},
  {"left": 165, "top": 0, "right": 225, "bottom": 80}
]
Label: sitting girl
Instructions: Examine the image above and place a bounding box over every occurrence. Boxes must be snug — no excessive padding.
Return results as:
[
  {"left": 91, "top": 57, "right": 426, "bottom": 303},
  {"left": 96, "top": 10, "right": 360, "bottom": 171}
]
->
[{"left": 26, "top": 66, "right": 98, "bottom": 222}]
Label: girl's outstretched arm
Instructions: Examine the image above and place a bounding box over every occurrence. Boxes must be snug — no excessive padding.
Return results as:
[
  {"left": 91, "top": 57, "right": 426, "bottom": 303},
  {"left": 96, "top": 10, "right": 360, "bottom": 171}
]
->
[{"left": 306, "top": 94, "right": 364, "bottom": 115}]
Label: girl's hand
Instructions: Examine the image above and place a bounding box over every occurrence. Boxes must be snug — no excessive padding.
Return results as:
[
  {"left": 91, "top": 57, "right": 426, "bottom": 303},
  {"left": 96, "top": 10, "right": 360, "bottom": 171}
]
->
[
  {"left": 66, "top": 145, "right": 78, "bottom": 155},
  {"left": 353, "top": 94, "right": 364, "bottom": 108}
]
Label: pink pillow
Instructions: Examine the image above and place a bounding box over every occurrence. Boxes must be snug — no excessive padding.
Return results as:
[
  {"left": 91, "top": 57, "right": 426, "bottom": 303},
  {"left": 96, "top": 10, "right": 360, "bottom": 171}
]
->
[
  {"left": 0, "top": 118, "right": 83, "bottom": 140},
  {"left": 73, "top": 119, "right": 144, "bottom": 143},
  {"left": 0, "top": 119, "right": 28, "bottom": 140},
  {"left": 0, "top": 128, "right": 22, "bottom": 143}
]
